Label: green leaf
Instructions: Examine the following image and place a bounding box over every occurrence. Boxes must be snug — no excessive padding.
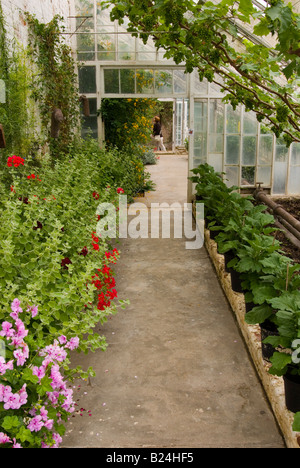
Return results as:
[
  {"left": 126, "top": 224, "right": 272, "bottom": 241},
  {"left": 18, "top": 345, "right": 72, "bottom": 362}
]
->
[
  {"left": 37, "top": 375, "right": 53, "bottom": 396},
  {"left": 22, "top": 367, "right": 39, "bottom": 384},
  {"left": 245, "top": 304, "right": 273, "bottom": 324},
  {"left": 2, "top": 415, "right": 20, "bottom": 431},
  {"left": 292, "top": 412, "right": 300, "bottom": 432},
  {"left": 269, "top": 351, "right": 291, "bottom": 372}
]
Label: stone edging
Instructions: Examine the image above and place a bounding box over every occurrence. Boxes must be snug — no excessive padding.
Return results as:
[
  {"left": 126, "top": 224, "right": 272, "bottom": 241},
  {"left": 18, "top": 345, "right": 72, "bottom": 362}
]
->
[{"left": 203, "top": 227, "right": 300, "bottom": 449}]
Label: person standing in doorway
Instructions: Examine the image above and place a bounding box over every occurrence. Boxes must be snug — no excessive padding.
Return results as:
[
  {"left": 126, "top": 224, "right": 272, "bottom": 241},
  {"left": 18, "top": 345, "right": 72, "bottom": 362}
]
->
[{"left": 152, "top": 116, "right": 166, "bottom": 151}]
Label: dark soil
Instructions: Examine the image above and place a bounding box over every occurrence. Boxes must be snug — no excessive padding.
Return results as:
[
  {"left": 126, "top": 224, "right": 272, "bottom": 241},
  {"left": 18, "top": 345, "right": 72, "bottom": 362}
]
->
[{"left": 271, "top": 197, "right": 300, "bottom": 264}]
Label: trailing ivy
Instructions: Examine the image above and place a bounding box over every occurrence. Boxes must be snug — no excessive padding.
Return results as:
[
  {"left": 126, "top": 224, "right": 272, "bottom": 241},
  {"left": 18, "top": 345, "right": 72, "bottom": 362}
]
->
[{"left": 24, "top": 13, "right": 80, "bottom": 157}]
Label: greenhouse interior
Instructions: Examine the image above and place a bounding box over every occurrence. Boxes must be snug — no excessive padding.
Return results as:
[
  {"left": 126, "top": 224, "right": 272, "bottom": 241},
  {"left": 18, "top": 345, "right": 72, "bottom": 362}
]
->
[{"left": 1, "top": 0, "right": 300, "bottom": 450}]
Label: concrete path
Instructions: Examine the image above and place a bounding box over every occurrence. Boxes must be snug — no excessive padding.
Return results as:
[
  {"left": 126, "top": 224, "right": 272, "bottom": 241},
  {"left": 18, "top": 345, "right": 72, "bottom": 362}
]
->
[{"left": 62, "top": 154, "right": 285, "bottom": 448}]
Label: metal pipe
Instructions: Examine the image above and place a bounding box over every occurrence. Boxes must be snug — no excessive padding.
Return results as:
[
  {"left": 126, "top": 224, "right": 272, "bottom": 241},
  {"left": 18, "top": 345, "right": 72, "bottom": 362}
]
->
[{"left": 254, "top": 188, "right": 300, "bottom": 234}]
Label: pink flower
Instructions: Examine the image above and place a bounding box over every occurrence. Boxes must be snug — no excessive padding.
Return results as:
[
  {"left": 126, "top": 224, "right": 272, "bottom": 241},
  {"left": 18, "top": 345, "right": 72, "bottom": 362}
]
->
[
  {"left": 0, "top": 432, "right": 12, "bottom": 444},
  {"left": 12, "top": 438, "right": 22, "bottom": 448},
  {"left": 58, "top": 335, "right": 67, "bottom": 345},
  {"left": 27, "top": 415, "right": 43, "bottom": 432},
  {"left": 65, "top": 337, "right": 79, "bottom": 351},
  {"left": 32, "top": 365, "right": 46, "bottom": 381},
  {"left": 0, "top": 357, "right": 13, "bottom": 376},
  {"left": 0, "top": 321, "right": 14, "bottom": 338}
]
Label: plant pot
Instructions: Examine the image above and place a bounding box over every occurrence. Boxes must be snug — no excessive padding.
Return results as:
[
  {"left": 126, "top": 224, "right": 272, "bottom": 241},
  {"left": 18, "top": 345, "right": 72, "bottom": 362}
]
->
[
  {"left": 209, "top": 229, "right": 220, "bottom": 241},
  {"left": 283, "top": 371, "right": 300, "bottom": 413},
  {"left": 229, "top": 269, "right": 243, "bottom": 293},
  {"left": 260, "top": 320, "right": 279, "bottom": 362},
  {"left": 224, "top": 250, "right": 236, "bottom": 273},
  {"left": 245, "top": 301, "right": 255, "bottom": 314}
]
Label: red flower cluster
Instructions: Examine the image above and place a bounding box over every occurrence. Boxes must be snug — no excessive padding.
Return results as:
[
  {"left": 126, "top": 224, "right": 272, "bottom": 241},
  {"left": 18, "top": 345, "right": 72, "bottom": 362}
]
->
[
  {"left": 92, "top": 263, "right": 118, "bottom": 310},
  {"left": 92, "top": 191, "right": 100, "bottom": 200},
  {"left": 91, "top": 231, "right": 100, "bottom": 251},
  {"left": 117, "top": 187, "right": 124, "bottom": 194},
  {"left": 61, "top": 257, "right": 72, "bottom": 270},
  {"left": 27, "top": 174, "right": 41, "bottom": 181},
  {"left": 7, "top": 155, "right": 25, "bottom": 167}
]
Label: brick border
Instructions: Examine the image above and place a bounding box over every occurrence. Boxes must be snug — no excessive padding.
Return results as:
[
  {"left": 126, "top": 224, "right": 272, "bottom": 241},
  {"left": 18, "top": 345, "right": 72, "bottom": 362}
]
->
[{"left": 202, "top": 226, "right": 300, "bottom": 448}]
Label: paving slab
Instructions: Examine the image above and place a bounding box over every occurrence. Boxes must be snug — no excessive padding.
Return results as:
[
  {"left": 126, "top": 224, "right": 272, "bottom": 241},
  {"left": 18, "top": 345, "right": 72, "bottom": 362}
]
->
[{"left": 62, "top": 154, "right": 285, "bottom": 448}]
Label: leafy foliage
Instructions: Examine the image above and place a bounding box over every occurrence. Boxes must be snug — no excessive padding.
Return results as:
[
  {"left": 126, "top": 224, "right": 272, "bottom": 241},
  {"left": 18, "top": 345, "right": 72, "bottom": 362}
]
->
[{"left": 107, "top": 0, "right": 300, "bottom": 146}]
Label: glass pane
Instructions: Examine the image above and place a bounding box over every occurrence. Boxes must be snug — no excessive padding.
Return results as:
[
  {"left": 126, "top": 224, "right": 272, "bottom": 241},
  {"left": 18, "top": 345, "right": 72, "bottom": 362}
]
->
[
  {"left": 77, "top": 33, "right": 95, "bottom": 60},
  {"left": 209, "top": 99, "right": 224, "bottom": 134},
  {"left": 291, "top": 142, "right": 300, "bottom": 165},
  {"left": 241, "top": 166, "right": 255, "bottom": 185},
  {"left": 226, "top": 104, "right": 241, "bottom": 134},
  {"left": 224, "top": 166, "right": 239, "bottom": 187},
  {"left": 194, "top": 74, "right": 208, "bottom": 95},
  {"left": 275, "top": 139, "right": 288, "bottom": 162},
  {"left": 136, "top": 69, "right": 154, "bottom": 94},
  {"left": 258, "top": 135, "right": 273, "bottom": 165},
  {"left": 273, "top": 161, "right": 287, "bottom": 194},
  {"left": 155, "top": 70, "right": 172, "bottom": 94},
  {"left": 137, "top": 37, "right": 157, "bottom": 61},
  {"left": 194, "top": 101, "right": 207, "bottom": 133},
  {"left": 226, "top": 135, "right": 240, "bottom": 164},
  {"left": 97, "top": 33, "right": 115, "bottom": 60},
  {"left": 209, "top": 134, "right": 223, "bottom": 153},
  {"left": 242, "top": 136, "right": 256, "bottom": 165},
  {"left": 118, "top": 34, "right": 135, "bottom": 61},
  {"left": 208, "top": 153, "right": 223, "bottom": 173},
  {"left": 243, "top": 110, "right": 257, "bottom": 134},
  {"left": 257, "top": 166, "right": 271, "bottom": 186},
  {"left": 120, "top": 69, "right": 135, "bottom": 93},
  {"left": 288, "top": 166, "right": 300, "bottom": 194},
  {"left": 174, "top": 70, "right": 187, "bottom": 94},
  {"left": 81, "top": 98, "right": 98, "bottom": 139},
  {"left": 78, "top": 66, "right": 96, "bottom": 94},
  {"left": 104, "top": 69, "right": 119, "bottom": 93}
]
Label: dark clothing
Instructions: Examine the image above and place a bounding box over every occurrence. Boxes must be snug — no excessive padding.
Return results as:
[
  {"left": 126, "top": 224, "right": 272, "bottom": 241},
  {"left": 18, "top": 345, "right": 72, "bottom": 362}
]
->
[{"left": 153, "top": 122, "right": 162, "bottom": 137}]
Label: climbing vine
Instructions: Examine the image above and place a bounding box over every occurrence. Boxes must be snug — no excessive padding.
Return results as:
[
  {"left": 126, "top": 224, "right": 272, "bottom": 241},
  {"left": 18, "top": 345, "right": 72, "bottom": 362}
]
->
[
  {"left": 0, "top": 1, "right": 38, "bottom": 166},
  {"left": 25, "top": 13, "right": 80, "bottom": 157}
]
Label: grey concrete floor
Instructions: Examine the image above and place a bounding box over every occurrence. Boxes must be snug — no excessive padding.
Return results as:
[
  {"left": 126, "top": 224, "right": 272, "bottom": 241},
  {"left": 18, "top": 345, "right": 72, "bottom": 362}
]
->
[{"left": 62, "top": 153, "right": 285, "bottom": 448}]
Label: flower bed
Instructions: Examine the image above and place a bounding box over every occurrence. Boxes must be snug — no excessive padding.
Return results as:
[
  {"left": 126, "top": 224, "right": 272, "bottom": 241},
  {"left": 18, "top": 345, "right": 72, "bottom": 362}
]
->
[
  {"left": 190, "top": 164, "right": 300, "bottom": 445},
  {"left": 0, "top": 139, "right": 145, "bottom": 447}
]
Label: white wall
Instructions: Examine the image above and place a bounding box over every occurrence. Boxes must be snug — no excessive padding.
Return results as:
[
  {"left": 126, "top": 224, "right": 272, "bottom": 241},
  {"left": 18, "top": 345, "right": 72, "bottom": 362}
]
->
[{"left": 1, "top": 0, "right": 75, "bottom": 46}]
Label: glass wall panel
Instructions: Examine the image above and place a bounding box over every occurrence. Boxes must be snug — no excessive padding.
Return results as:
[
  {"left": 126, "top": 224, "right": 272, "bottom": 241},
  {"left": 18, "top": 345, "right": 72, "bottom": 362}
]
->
[
  {"left": 257, "top": 166, "right": 271, "bottom": 186},
  {"left": 291, "top": 142, "right": 300, "bottom": 165},
  {"left": 118, "top": 18, "right": 136, "bottom": 60},
  {"left": 194, "top": 74, "right": 208, "bottom": 95},
  {"left": 76, "top": 0, "right": 95, "bottom": 60},
  {"left": 241, "top": 166, "right": 255, "bottom": 185},
  {"left": 288, "top": 143, "right": 300, "bottom": 193},
  {"left": 155, "top": 70, "right": 172, "bottom": 94},
  {"left": 225, "top": 135, "right": 240, "bottom": 164},
  {"left": 258, "top": 134, "right": 273, "bottom": 165},
  {"left": 120, "top": 69, "right": 135, "bottom": 93},
  {"left": 193, "top": 101, "right": 207, "bottom": 166},
  {"left": 137, "top": 37, "right": 157, "bottom": 61},
  {"left": 273, "top": 139, "right": 288, "bottom": 193},
  {"left": 208, "top": 154, "right": 223, "bottom": 173},
  {"left": 243, "top": 110, "right": 257, "bottom": 134},
  {"left": 81, "top": 98, "right": 98, "bottom": 139},
  {"left": 174, "top": 70, "right": 187, "bottom": 94},
  {"left": 242, "top": 136, "right": 256, "bottom": 165},
  {"left": 136, "top": 69, "right": 154, "bottom": 94},
  {"left": 78, "top": 66, "right": 96, "bottom": 94},
  {"left": 226, "top": 104, "right": 241, "bottom": 134},
  {"left": 104, "top": 69, "right": 119, "bottom": 93},
  {"left": 224, "top": 166, "right": 239, "bottom": 187}
]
